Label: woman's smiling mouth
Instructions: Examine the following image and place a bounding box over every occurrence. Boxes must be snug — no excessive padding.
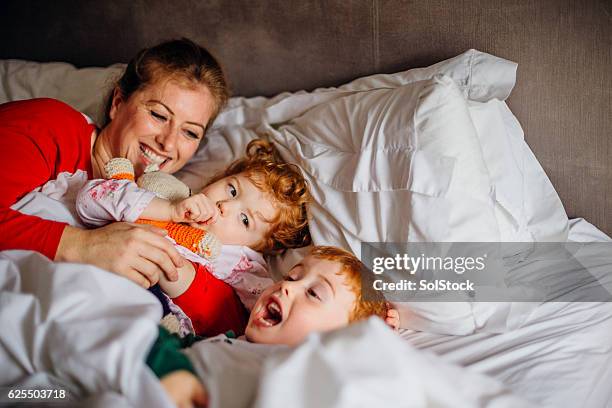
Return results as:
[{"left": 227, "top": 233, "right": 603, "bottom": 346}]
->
[{"left": 140, "top": 143, "right": 170, "bottom": 171}]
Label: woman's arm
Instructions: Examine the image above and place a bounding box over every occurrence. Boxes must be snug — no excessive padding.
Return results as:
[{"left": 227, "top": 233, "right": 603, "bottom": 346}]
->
[
  {"left": 0, "top": 100, "right": 79, "bottom": 259},
  {"left": 56, "top": 223, "right": 183, "bottom": 287}
]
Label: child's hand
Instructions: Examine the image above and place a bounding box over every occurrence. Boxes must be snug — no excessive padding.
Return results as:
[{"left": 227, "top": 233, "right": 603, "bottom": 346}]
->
[
  {"left": 160, "top": 370, "right": 208, "bottom": 408},
  {"left": 385, "top": 304, "right": 400, "bottom": 331},
  {"left": 172, "top": 193, "right": 219, "bottom": 225}
]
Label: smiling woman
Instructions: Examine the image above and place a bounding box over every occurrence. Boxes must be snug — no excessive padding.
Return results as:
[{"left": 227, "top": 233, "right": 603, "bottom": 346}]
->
[
  {"left": 93, "top": 80, "right": 214, "bottom": 178},
  {"left": 0, "top": 38, "right": 230, "bottom": 288},
  {"left": 94, "top": 38, "right": 228, "bottom": 178}
]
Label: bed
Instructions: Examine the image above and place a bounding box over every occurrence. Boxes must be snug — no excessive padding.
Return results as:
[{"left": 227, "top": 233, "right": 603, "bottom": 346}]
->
[{"left": 1, "top": 1, "right": 611, "bottom": 407}]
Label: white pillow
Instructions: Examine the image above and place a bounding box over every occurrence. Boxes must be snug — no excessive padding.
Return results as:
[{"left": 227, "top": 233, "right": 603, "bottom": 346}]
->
[
  {"left": 267, "top": 75, "right": 499, "bottom": 335},
  {"left": 271, "top": 75, "right": 500, "bottom": 249},
  {"left": 332, "top": 48, "right": 517, "bottom": 103},
  {"left": 467, "top": 99, "right": 569, "bottom": 242},
  {"left": 0, "top": 59, "right": 124, "bottom": 125},
  {"left": 177, "top": 49, "right": 518, "bottom": 190}
]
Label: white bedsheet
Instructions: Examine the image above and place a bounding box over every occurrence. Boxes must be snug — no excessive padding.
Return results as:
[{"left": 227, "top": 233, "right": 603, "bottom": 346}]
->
[
  {"left": 400, "top": 220, "right": 612, "bottom": 408},
  {"left": 402, "top": 301, "right": 612, "bottom": 407},
  {"left": 5, "top": 153, "right": 611, "bottom": 407},
  {"left": 0, "top": 250, "right": 532, "bottom": 408},
  {"left": 0, "top": 250, "right": 171, "bottom": 408}
]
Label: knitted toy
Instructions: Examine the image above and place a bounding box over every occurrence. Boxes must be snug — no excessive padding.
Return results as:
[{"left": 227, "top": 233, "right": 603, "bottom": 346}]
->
[{"left": 104, "top": 158, "right": 222, "bottom": 261}]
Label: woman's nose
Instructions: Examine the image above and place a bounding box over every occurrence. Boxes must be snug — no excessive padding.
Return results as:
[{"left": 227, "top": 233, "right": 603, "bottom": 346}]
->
[{"left": 156, "top": 125, "right": 178, "bottom": 153}]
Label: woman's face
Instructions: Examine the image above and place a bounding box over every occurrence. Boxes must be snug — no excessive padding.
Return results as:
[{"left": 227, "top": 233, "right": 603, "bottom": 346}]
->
[{"left": 104, "top": 79, "right": 215, "bottom": 177}]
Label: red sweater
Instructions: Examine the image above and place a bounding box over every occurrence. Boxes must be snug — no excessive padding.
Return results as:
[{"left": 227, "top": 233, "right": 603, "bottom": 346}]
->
[
  {"left": 0, "top": 98, "right": 247, "bottom": 336},
  {"left": 0, "top": 98, "right": 95, "bottom": 258}
]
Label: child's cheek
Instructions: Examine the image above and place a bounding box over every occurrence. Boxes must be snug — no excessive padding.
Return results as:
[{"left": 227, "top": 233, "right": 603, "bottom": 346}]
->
[{"left": 289, "top": 307, "right": 323, "bottom": 337}]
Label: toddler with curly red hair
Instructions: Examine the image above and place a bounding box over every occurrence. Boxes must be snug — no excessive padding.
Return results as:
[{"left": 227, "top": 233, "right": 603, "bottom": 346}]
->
[{"left": 77, "top": 139, "right": 312, "bottom": 337}]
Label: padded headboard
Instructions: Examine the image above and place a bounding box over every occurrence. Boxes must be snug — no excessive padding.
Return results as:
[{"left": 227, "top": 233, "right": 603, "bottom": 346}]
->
[{"left": 1, "top": 0, "right": 610, "bottom": 236}]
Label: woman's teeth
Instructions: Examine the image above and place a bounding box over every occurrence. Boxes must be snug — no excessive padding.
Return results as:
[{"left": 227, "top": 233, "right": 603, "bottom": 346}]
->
[{"left": 140, "top": 145, "right": 168, "bottom": 170}]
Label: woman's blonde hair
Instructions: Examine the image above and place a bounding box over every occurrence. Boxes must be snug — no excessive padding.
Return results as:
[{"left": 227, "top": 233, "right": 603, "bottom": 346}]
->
[
  {"left": 104, "top": 38, "right": 229, "bottom": 131},
  {"left": 206, "top": 139, "right": 312, "bottom": 254}
]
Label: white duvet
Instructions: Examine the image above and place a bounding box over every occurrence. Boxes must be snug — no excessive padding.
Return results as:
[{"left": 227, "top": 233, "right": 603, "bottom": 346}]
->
[
  {"left": 0, "top": 250, "right": 532, "bottom": 408},
  {"left": 4, "top": 176, "right": 611, "bottom": 407}
]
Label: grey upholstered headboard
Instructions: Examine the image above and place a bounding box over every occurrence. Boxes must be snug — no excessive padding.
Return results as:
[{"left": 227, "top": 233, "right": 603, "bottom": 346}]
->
[{"left": 0, "top": 0, "right": 610, "bottom": 236}]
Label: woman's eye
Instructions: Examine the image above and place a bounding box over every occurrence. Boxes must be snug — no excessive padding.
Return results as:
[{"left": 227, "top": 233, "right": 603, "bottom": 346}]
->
[
  {"left": 150, "top": 110, "right": 167, "bottom": 121},
  {"left": 307, "top": 288, "right": 321, "bottom": 300},
  {"left": 184, "top": 129, "right": 200, "bottom": 140},
  {"left": 284, "top": 275, "right": 296, "bottom": 282},
  {"left": 240, "top": 213, "right": 249, "bottom": 228},
  {"left": 228, "top": 184, "right": 237, "bottom": 197}
]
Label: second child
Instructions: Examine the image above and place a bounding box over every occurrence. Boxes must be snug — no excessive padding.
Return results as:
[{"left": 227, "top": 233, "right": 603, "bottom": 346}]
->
[{"left": 77, "top": 140, "right": 311, "bottom": 337}]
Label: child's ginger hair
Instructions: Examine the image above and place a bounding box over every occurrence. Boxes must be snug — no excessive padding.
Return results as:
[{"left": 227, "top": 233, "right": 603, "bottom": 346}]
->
[
  {"left": 309, "top": 246, "right": 388, "bottom": 322},
  {"left": 206, "top": 139, "right": 312, "bottom": 254}
]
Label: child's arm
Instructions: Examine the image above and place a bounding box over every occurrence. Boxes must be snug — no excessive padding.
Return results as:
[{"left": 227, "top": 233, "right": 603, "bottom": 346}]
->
[
  {"left": 159, "top": 261, "right": 196, "bottom": 298},
  {"left": 77, "top": 153, "right": 218, "bottom": 226},
  {"left": 147, "top": 326, "right": 208, "bottom": 407},
  {"left": 140, "top": 193, "right": 220, "bottom": 225},
  {"left": 77, "top": 178, "right": 218, "bottom": 226},
  {"left": 76, "top": 178, "right": 157, "bottom": 227},
  {"left": 160, "top": 370, "right": 208, "bottom": 408}
]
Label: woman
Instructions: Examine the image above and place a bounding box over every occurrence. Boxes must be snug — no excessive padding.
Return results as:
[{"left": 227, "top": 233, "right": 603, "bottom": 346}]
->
[{"left": 0, "top": 38, "right": 229, "bottom": 288}]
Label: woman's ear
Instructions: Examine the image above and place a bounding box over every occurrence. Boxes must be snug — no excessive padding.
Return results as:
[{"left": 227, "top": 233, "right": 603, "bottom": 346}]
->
[{"left": 108, "top": 87, "right": 124, "bottom": 121}]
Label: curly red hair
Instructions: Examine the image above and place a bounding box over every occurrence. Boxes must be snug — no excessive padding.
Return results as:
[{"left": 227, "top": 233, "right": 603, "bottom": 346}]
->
[
  {"left": 205, "top": 139, "right": 311, "bottom": 254},
  {"left": 309, "top": 246, "right": 388, "bottom": 322}
]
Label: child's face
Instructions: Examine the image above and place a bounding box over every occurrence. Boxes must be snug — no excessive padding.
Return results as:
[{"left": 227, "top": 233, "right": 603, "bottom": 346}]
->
[
  {"left": 194, "top": 173, "right": 277, "bottom": 248},
  {"left": 245, "top": 255, "right": 356, "bottom": 346}
]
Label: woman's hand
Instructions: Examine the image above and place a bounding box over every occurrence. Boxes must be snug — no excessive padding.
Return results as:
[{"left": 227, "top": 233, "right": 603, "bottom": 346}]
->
[
  {"left": 171, "top": 193, "right": 219, "bottom": 225},
  {"left": 160, "top": 370, "right": 208, "bottom": 408},
  {"left": 55, "top": 223, "right": 184, "bottom": 288}
]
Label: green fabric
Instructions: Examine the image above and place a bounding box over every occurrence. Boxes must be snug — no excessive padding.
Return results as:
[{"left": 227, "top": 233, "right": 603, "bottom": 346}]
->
[{"left": 146, "top": 326, "right": 196, "bottom": 378}]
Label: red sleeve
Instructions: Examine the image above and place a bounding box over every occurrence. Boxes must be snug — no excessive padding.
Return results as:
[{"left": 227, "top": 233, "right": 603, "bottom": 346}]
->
[
  {"left": 0, "top": 98, "right": 95, "bottom": 259},
  {"left": 172, "top": 262, "right": 249, "bottom": 337}
]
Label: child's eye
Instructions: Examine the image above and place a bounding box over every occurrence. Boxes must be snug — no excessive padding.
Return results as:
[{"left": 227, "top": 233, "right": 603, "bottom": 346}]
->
[
  {"left": 150, "top": 110, "right": 167, "bottom": 122},
  {"left": 228, "top": 184, "right": 237, "bottom": 197},
  {"left": 240, "top": 213, "right": 249, "bottom": 228},
  {"left": 307, "top": 288, "right": 321, "bottom": 301}
]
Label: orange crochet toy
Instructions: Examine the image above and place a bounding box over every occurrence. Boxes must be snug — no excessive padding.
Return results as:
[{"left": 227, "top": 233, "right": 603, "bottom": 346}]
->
[{"left": 104, "top": 158, "right": 222, "bottom": 260}]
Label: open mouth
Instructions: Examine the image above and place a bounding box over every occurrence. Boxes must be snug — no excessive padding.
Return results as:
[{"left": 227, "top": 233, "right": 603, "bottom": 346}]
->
[
  {"left": 140, "top": 144, "right": 170, "bottom": 172},
  {"left": 256, "top": 296, "right": 283, "bottom": 327}
]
